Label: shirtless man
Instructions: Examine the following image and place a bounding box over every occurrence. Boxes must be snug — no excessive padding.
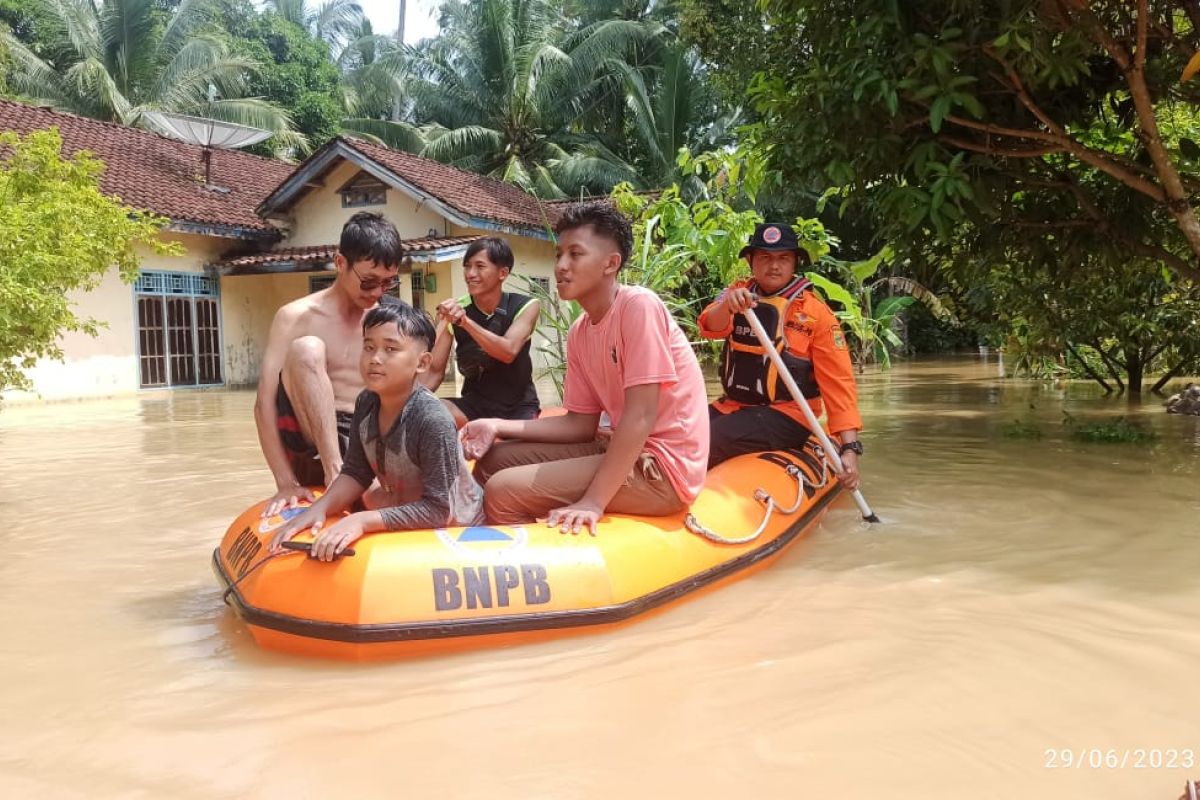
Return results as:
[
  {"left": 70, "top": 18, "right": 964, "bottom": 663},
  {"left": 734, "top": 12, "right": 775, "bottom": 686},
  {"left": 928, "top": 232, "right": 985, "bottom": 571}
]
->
[{"left": 254, "top": 212, "right": 409, "bottom": 517}]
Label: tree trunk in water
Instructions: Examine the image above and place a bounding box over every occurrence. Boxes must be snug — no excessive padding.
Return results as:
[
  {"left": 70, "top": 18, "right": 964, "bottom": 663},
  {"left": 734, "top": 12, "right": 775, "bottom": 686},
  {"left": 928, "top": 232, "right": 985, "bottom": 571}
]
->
[{"left": 1125, "top": 356, "right": 1144, "bottom": 395}]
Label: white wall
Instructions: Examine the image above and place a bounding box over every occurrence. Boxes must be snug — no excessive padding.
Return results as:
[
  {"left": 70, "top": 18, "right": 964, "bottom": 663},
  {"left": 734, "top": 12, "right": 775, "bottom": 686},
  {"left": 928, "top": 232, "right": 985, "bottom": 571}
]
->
[
  {"left": 221, "top": 271, "right": 317, "bottom": 387},
  {"left": 2, "top": 232, "right": 225, "bottom": 405}
]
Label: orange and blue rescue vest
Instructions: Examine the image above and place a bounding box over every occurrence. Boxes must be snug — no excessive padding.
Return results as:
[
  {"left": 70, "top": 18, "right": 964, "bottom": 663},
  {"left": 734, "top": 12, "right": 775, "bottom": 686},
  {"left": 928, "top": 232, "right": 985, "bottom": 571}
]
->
[{"left": 698, "top": 276, "right": 863, "bottom": 435}]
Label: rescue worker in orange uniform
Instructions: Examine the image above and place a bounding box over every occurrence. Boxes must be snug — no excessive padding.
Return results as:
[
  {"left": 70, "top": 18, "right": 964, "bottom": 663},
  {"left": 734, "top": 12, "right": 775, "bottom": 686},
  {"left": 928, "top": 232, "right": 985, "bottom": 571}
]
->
[{"left": 698, "top": 223, "right": 863, "bottom": 490}]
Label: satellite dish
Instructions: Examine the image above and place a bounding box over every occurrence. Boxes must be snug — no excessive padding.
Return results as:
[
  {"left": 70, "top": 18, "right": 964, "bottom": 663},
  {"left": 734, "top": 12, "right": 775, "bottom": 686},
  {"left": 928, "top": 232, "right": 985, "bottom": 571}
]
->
[{"left": 142, "top": 111, "right": 272, "bottom": 185}]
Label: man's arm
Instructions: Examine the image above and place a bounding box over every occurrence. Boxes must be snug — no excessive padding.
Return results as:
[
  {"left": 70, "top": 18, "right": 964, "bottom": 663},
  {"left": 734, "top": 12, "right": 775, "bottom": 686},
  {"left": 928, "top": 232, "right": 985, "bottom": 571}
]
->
[
  {"left": 697, "top": 285, "right": 753, "bottom": 338},
  {"left": 460, "top": 410, "right": 600, "bottom": 460},
  {"left": 421, "top": 319, "right": 453, "bottom": 391},
  {"left": 807, "top": 302, "right": 863, "bottom": 490},
  {"left": 457, "top": 298, "right": 541, "bottom": 363}
]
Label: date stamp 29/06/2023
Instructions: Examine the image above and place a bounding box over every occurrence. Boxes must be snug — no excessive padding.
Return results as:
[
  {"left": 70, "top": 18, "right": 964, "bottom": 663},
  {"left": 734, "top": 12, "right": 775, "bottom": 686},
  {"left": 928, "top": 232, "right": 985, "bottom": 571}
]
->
[{"left": 1044, "top": 748, "right": 1196, "bottom": 770}]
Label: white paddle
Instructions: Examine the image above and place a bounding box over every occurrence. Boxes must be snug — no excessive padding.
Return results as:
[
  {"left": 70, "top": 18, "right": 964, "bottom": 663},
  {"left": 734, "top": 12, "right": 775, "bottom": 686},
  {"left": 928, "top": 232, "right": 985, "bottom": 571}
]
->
[{"left": 742, "top": 303, "right": 880, "bottom": 523}]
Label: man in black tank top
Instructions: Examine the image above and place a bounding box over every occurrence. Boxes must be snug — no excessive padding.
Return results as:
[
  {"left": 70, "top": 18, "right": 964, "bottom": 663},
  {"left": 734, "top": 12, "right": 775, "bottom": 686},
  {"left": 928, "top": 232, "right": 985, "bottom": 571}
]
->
[{"left": 428, "top": 237, "right": 542, "bottom": 426}]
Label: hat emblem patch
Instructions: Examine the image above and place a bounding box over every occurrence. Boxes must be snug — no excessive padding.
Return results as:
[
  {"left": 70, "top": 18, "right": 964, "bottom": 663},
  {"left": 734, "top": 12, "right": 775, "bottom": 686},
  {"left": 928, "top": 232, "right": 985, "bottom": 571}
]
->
[{"left": 762, "top": 226, "right": 782, "bottom": 244}]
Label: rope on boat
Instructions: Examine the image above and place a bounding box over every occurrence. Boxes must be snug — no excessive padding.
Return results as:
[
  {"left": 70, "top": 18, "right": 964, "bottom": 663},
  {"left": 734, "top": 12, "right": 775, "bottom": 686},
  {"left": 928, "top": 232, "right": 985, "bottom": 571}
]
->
[
  {"left": 220, "top": 540, "right": 357, "bottom": 604},
  {"left": 222, "top": 550, "right": 298, "bottom": 604},
  {"left": 684, "top": 448, "right": 830, "bottom": 545}
]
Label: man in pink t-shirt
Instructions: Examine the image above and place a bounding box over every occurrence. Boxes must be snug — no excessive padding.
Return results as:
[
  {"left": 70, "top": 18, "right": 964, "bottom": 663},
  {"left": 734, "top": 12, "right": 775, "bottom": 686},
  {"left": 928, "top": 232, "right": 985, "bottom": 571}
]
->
[{"left": 461, "top": 202, "right": 710, "bottom": 534}]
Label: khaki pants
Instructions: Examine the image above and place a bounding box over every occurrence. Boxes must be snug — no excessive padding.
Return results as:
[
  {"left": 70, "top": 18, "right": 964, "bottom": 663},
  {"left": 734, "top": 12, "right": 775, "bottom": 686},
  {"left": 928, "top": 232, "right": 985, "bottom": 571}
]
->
[{"left": 475, "top": 439, "right": 686, "bottom": 524}]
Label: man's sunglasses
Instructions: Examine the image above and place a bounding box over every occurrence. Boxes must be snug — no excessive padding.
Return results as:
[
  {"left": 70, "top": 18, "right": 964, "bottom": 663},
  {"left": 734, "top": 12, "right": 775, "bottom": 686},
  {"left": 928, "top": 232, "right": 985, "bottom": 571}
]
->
[{"left": 349, "top": 262, "right": 400, "bottom": 292}]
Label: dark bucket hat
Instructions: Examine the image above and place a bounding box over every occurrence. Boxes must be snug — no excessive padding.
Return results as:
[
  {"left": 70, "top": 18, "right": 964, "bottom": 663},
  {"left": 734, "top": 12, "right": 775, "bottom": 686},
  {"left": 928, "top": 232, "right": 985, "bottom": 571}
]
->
[{"left": 739, "top": 223, "right": 806, "bottom": 260}]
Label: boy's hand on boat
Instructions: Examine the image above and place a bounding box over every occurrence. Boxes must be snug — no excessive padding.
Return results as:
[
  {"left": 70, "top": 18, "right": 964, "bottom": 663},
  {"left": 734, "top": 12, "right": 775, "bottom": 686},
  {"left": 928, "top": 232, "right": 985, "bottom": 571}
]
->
[
  {"left": 262, "top": 483, "right": 315, "bottom": 518},
  {"left": 268, "top": 510, "right": 324, "bottom": 554},
  {"left": 547, "top": 503, "right": 601, "bottom": 537},
  {"left": 460, "top": 419, "right": 498, "bottom": 460},
  {"left": 311, "top": 515, "right": 365, "bottom": 562}
]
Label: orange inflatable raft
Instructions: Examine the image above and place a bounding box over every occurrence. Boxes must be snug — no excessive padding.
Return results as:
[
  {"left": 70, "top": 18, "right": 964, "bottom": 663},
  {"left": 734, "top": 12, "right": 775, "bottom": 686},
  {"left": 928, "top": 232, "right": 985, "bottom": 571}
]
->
[{"left": 213, "top": 441, "right": 843, "bottom": 660}]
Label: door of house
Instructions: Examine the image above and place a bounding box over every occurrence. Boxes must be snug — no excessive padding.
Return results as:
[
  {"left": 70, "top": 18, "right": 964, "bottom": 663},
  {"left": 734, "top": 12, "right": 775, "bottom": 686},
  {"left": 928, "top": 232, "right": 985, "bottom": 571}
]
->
[{"left": 135, "top": 271, "right": 223, "bottom": 389}]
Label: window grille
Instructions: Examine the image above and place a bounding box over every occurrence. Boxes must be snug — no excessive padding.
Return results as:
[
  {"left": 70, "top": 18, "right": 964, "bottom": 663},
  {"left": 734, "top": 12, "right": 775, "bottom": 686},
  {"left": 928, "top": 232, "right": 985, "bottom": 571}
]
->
[{"left": 135, "top": 270, "right": 222, "bottom": 388}]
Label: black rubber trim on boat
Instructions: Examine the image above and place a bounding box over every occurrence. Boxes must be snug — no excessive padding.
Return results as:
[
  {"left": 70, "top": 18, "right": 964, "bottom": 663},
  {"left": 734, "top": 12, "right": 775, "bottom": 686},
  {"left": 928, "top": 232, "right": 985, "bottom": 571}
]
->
[{"left": 212, "top": 484, "right": 843, "bottom": 644}]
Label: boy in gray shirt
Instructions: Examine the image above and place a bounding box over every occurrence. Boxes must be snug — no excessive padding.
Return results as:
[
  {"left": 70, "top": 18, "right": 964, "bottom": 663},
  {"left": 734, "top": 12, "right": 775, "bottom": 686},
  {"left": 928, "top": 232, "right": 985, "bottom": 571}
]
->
[{"left": 269, "top": 303, "right": 484, "bottom": 561}]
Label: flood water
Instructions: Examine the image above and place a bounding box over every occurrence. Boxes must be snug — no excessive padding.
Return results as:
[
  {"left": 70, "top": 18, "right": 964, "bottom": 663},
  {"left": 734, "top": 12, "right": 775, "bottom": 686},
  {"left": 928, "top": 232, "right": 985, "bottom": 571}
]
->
[{"left": 1, "top": 356, "right": 1198, "bottom": 799}]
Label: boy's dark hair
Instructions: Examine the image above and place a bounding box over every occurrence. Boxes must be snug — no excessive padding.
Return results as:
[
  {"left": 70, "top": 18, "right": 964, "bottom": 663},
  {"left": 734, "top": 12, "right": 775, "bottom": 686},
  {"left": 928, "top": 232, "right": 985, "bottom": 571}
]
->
[
  {"left": 464, "top": 236, "right": 515, "bottom": 271},
  {"left": 553, "top": 202, "right": 632, "bottom": 270},
  {"left": 339, "top": 212, "right": 404, "bottom": 268},
  {"left": 363, "top": 301, "right": 436, "bottom": 352}
]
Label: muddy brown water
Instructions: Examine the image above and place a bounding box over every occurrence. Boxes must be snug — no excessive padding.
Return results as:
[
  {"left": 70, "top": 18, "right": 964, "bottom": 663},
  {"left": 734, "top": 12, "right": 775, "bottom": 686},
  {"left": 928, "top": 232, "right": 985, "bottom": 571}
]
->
[{"left": 1, "top": 357, "right": 1197, "bottom": 799}]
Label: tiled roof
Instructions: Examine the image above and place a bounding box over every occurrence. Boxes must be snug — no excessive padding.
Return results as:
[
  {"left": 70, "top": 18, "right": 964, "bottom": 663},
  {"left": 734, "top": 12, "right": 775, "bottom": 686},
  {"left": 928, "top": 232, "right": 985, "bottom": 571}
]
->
[
  {"left": 543, "top": 192, "right": 657, "bottom": 213},
  {"left": 0, "top": 98, "right": 293, "bottom": 235},
  {"left": 217, "top": 236, "right": 482, "bottom": 274},
  {"left": 328, "top": 137, "right": 557, "bottom": 231}
]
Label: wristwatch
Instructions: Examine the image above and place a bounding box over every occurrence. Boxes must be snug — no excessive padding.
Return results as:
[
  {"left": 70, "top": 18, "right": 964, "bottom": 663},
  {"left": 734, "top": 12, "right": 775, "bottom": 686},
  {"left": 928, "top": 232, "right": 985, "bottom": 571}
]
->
[{"left": 838, "top": 441, "right": 864, "bottom": 457}]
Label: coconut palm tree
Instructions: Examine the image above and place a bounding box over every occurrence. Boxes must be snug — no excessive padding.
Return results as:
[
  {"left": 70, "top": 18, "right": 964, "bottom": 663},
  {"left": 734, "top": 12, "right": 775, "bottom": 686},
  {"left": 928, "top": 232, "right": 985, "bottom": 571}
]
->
[
  {"left": 2, "top": 0, "right": 298, "bottom": 145},
  {"left": 345, "top": 0, "right": 667, "bottom": 198},
  {"left": 338, "top": 18, "right": 408, "bottom": 119},
  {"left": 267, "top": 0, "right": 365, "bottom": 53},
  {"left": 609, "top": 43, "right": 738, "bottom": 190}
]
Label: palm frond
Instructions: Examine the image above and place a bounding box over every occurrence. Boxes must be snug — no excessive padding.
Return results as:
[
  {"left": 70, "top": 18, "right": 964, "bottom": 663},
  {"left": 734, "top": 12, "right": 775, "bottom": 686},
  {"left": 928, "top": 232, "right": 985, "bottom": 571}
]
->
[
  {"left": 654, "top": 45, "right": 697, "bottom": 165},
  {"left": 605, "top": 58, "right": 661, "bottom": 167},
  {"left": 548, "top": 151, "right": 641, "bottom": 196},
  {"left": 269, "top": 0, "right": 307, "bottom": 28},
  {"left": 337, "top": 32, "right": 395, "bottom": 69},
  {"left": 195, "top": 98, "right": 299, "bottom": 148},
  {"left": 531, "top": 163, "right": 567, "bottom": 199},
  {"left": 150, "top": 34, "right": 228, "bottom": 106},
  {"left": 39, "top": 0, "right": 102, "bottom": 62},
  {"left": 498, "top": 154, "right": 534, "bottom": 192},
  {"left": 156, "top": 53, "right": 264, "bottom": 112},
  {"left": 98, "top": 0, "right": 160, "bottom": 95},
  {"left": 160, "top": 0, "right": 228, "bottom": 62},
  {"left": 1, "top": 33, "right": 71, "bottom": 107},
  {"left": 869, "top": 277, "right": 958, "bottom": 323},
  {"left": 404, "top": 73, "right": 489, "bottom": 128},
  {"left": 341, "top": 118, "right": 432, "bottom": 153},
  {"left": 420, "top": 125, "right": 505, "bottom": 163},
  {"left": 64, "top": 57, "right": 134, "bottom": 122},
  {"left": 551, "top": 18, "right": 667, "bottom": 102},
  {"left": 311, "top": 0, "right": 365, "bottom": 49}
]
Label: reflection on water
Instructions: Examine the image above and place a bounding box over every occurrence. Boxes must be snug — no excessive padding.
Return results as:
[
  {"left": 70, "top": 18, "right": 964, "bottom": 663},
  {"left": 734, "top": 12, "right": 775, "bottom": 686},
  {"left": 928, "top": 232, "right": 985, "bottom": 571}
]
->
[{"left": 1, "top": 357, "right": 1198, "bottom": 799}]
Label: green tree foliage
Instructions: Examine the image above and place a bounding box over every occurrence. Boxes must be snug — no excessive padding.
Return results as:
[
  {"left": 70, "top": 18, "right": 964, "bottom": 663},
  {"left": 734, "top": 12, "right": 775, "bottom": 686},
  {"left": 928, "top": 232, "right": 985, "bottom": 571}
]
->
[
  {"left": 0, "top": 129, "right": 176, "bottom": 394},
  {"left": 0, "top": 0, "right": 55, "bottom": 56},
  {"left": 348, "top": 0, "right": 667, "bottom": 198},
  {"left": 683, "top": 0, "right": 1200, "bottom": 392},
  {"left": 345, "top": 0, "right": 729, "bottom": 198},
  {"left": 808, "top": 247, "right": 955, "bottom": 371},
  {"left": 688, "top": 0, "right": 1200, "bottom": 281},
  {"left": 981, "top": 253, "right": 1200, "bottom": 393},
  {"left": 1, "top": 0, "right": 297, "bottom": 145},
  {"left": 559, "top": 1, "right": 736, "bottom": 189},
  {"left": 338, "top": 17, "right": 406, "bottom": 119},
  {"left": 225, "top": 6, "right": 345, "bottom": 152},
  {"left": 266, "top": 0, "right": 365, "bottom": 52}
]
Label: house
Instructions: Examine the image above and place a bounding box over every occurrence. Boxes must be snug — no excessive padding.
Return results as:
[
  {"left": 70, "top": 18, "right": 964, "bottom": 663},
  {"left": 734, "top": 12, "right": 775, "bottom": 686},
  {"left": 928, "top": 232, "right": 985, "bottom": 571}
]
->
[{"left": 0, "top": 99, "right": 565, "bottom": 404}]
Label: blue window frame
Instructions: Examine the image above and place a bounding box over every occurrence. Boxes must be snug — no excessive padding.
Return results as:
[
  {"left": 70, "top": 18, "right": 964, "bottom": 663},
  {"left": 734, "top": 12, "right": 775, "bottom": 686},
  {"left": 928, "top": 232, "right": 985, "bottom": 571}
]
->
[{"left": 134, "top": 270, "right": 222, "bottom": 388}]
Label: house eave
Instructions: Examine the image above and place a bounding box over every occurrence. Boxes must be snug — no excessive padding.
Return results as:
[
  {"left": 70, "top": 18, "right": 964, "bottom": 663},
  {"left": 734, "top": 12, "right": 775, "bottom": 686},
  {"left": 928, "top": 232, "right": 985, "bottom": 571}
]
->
[{"left": 167, "top": 220, "right": 281, "bottom": 242}]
